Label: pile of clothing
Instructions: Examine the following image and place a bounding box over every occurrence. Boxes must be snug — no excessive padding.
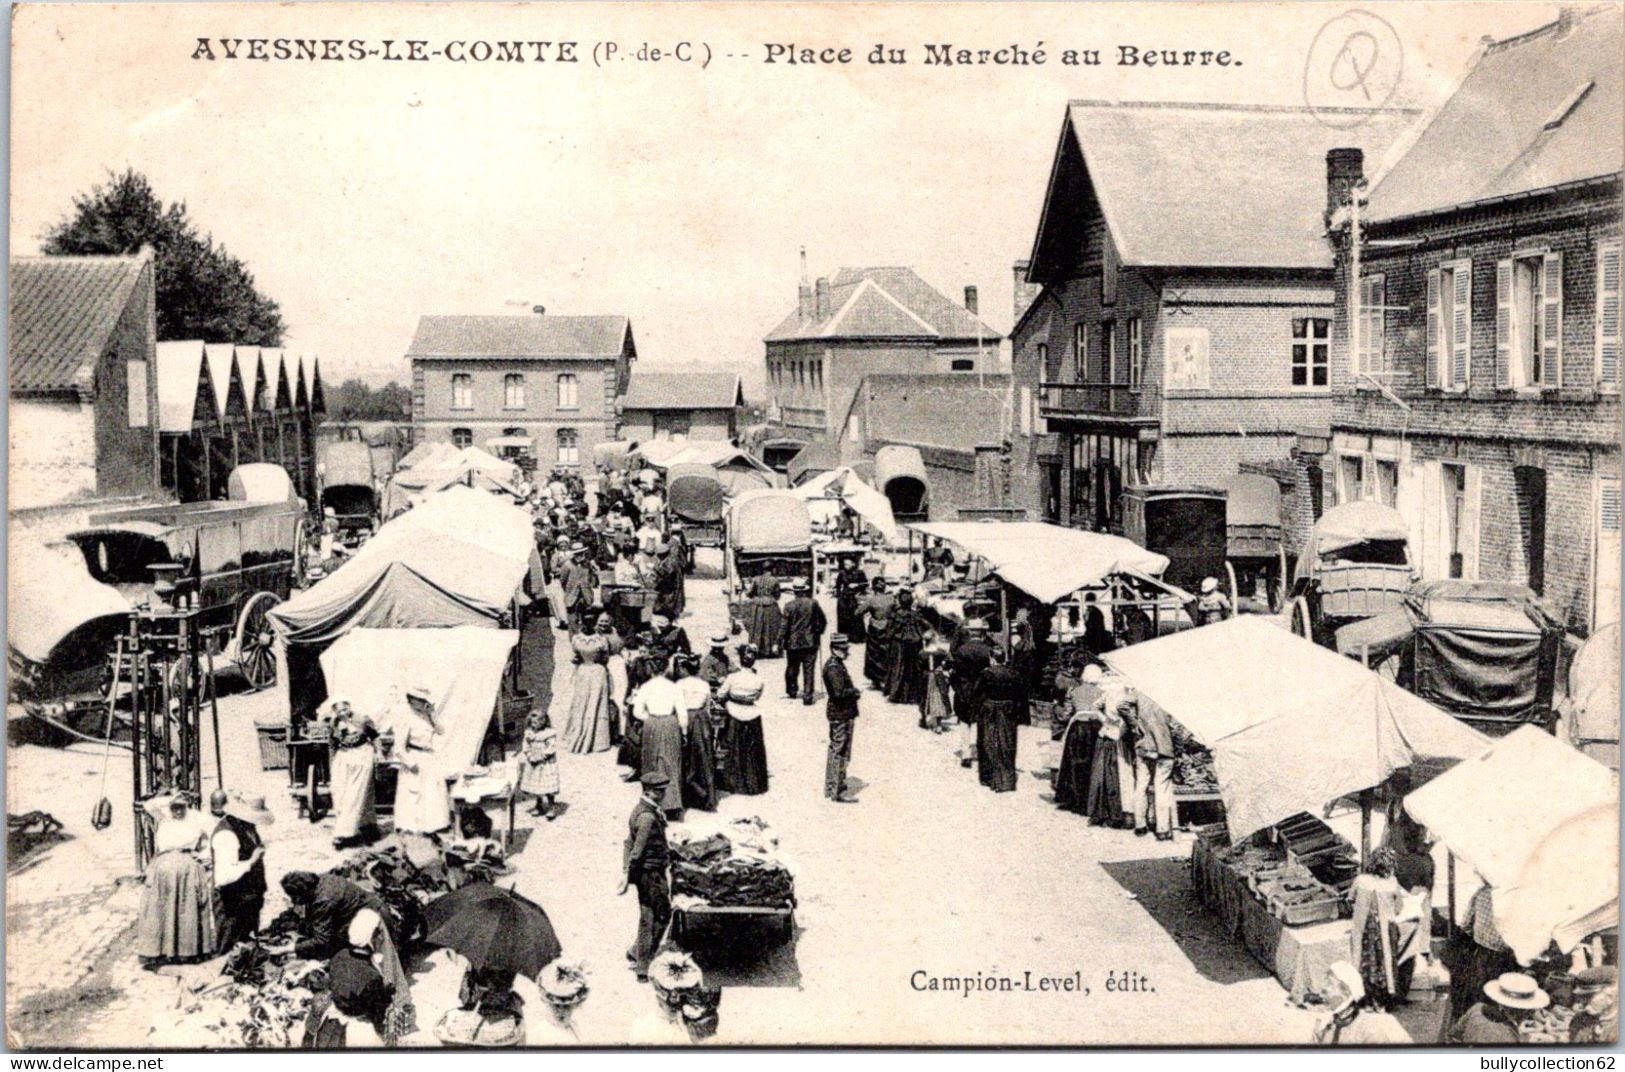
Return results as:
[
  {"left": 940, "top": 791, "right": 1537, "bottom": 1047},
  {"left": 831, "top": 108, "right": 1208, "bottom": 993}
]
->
[
  {"left": 1170, "top": 724, "right": 1218, "bottom": 791},
  {"left": 154, "top": 959, "right": 325, "bottom": 1048},
  {"left": 670, "top": 817, "right": 796, "bottom": 909},
  {"left": 329, "top": 846, "right": 450, "bottom": 944}
]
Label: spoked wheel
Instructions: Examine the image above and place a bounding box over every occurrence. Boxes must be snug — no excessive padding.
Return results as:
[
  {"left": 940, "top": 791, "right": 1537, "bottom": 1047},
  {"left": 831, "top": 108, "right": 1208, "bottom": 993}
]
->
[
  {"left": 305, "top": 764, "right": 321, "bottom": 823},
  {"left": 1291, "top": 595, "right": 1314, "bottom": 640},
  {"left": 235, "top": 592, "right": 282, "bottom": 691}
]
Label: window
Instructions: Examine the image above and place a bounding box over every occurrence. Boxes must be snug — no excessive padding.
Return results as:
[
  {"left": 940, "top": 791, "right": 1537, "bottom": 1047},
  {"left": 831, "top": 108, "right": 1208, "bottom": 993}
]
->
[
  {"left": 503, "top": 373, "right": 525, "bottom": 408},
  {"left": 1596, "top": 477, "right": 1621, "bottom": 629},
  {"left": 950, "top": 358, "right": 974, "bottom": 372},
  {"left": 556, "top": 373, "right": 579, "bottom": 409},
  {"left": 1426, "top": 263, "right": 1471, "bottom": 389},
  {"left": 556, "top": 428, "right": 579, "bottom": 465},
  {"left": 452, "top": 427, "right": 473, "bottom": 448},
  {"left": 1373, "top": 459, "right": 1398, "bottom": 508},
  {"left": 1355, "top": 274, "right": 1387, "bottom": 377},
  {"left": 1291, "top": 318, "right": 1330, "bottom": 387},
  {"left": 1102, "top": 320, "right": 1117, "bottom": 383},
  {"left": 127, "top": 360, "right": 149, "bottom": 428},
  {"left": 451, "top": 373, "right": 472, "bottom": 410},
  {"left": 1127, "top": 318, "right": 1143, "bottom": 390},
  {"left": 1338, "top": 455, "right": 1364, "bottom": 505},
  {"left": 1039, "top": 342, "right": 1059, "bottom": 382},
  {"left": 1496, "top": 252, "right": 1562, "bottom": 389},
  {"left": 1072, "top": 323, "right": 1087, "bottom": 382},
  {"left": 1443, "top": 462, "right": 1467, "bottom": 578},
  {"left": 1599, "top": 242, "right": 1622, "bottom": 391}
]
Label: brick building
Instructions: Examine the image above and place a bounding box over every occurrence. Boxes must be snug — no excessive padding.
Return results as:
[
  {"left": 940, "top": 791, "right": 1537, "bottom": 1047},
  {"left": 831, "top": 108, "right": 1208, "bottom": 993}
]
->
[
  {"left": 407, "top": 313, "right": 636, "bottom": 468},
  {"left": 8, "top": 250, "right": 160, "bottom": 511},
  {"left": 763, "top": 265, "right": 1002, "bottom": 444},
  {"left": 1317, "top": 8, "right": 1622, "bottom": 634},
  {"left": 620, "top": 370, "right": 743, "bottom": 442},
  {"left": 1008, "top": 101, "right": 1413, "bottom": 532},
  {"left": 837, "top": 373, "right": 1016, "bottom": 520}
]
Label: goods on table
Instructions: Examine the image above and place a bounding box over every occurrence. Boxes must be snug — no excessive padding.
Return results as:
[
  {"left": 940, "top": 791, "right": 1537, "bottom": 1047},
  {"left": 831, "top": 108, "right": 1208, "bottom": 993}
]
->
[
  {"left": 1518, "top": 1004, "right": 1578, "bottom": 1043},
  {"left": 330, "top": 846, "right": 452, "bottom": 943},
  {"left": 1214, "top": 822, "right": 1349, "bottom": 927},
  {"left": 154, "top": 959, "right": 325, "bottom": 1048},
  {"left": 1170, "top": 724, "right": 1218, "bottom": 794},
  {"left": 1274, "top": 812, "right": 1360, "bottom": 892},
  {"left": 671, "top": 817, "right": 796, "bottom": 909}
]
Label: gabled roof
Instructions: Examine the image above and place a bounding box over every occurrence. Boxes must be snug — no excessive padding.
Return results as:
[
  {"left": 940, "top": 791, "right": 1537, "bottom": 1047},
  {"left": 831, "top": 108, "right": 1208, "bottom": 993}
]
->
[
  {"left": 622, "top": 371, "right": 743, "bottom": 411},
  {"left": 407, "top": 314, "right": 633, "bottom": 360},
  {"left": 1365, "top": 8, "right": 1623, "bottom": 223},
  {"left": 8, "top": 251, "right": 151, "bottom": 395},
  {"left": 294, "top": 356, "right": 309, "bottom": 411},
  {"left": 309, "top": 357, "right": 326, "bottom": 414},
  {"left": 766, "top": 267, "right": 1000, "bottom": 342},
  {"left": 845, "top": 373, "right": 1011, "bottom": 453},
  {"left": 235, "top": 346, "right": 265, "bottom": 414},
  {"left": 202, "top": 343, "right": 247, "bottom": 421},
  {"left": 1028, "top": 101, "right": 1416, "bottom": 276},
  {"left": 153, "top": 340, "right": 211, "bottom": 433},
  {"left": 272, "top": 350, "right": 294, "bottom": 412},
  {"left": 249, "top": 348, "right": 277, "bottom": 414}
]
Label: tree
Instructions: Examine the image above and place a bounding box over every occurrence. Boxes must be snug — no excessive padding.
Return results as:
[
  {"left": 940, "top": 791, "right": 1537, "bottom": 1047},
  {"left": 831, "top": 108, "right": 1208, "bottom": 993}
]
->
[
  {"left": 328, "top": 378, "right": 411, "bottom": 422},
  {"left": 42, "top": 169, "right": 285, "bottom": 345}
]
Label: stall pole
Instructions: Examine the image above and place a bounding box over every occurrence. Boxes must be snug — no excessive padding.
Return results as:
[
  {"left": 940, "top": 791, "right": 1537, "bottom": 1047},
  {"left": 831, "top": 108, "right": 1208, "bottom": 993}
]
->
[
  {"left": 1361, "top": 643, "right": 1370, "bottom": 669},
  {"left": 1447, "top": 852, "right": 1457, "bottom": 939},
  {"left": 1000, "top": 583, "right": 1011, "bottom": 654},
  {"left": 1360, "top": 788, "right": 1373, "bottom": 865}
]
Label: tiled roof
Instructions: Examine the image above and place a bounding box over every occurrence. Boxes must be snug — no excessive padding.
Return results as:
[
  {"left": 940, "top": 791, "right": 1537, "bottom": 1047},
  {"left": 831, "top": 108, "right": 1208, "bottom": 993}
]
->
[
  {"left": 8, "top": 252, "right": 150, "bottom": 394},
  {"left": 765, "top": 267, "right": 1000, "bottom": 342},
  {"left": 848, "top": 373, "right": 1011, "bottom": 453},
  {"left": 1365, "top": 8, "right": 1623, "bottom": 223},
  {"left": 407, "top": 314, "right": 631, "bottom": 360},
  {"left": 1036, "top": 101, "right": 1415, "bottom": 271},
  {"left": 153, "top": 341, "right": 208, "bottom": 433},
  {"left": 622, "top": 371, "right": 743, "bottom": 410}
]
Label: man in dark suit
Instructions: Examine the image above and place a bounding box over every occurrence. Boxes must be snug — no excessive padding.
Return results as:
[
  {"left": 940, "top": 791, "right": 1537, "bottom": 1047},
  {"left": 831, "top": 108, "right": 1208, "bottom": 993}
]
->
[
  {"left": 822, "top": 635, "right": 861, "bottom": 802},
  {"left": 779, "top": 578, "right": 827, "bottom": 705},
  {"left": 560, "top": 543, "right": 596, "bottom": 634},
  {"left": 279, "top": 871, "right": 391, "bottom": 961},
  {"left": 619, "top": 770, "right": 672, "bottom": 981}
]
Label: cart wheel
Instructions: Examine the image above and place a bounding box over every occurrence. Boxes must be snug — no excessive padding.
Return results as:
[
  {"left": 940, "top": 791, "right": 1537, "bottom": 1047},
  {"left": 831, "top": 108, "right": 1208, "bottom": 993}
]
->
[
  {"left": 293, "top": 517, "right": 311, "bottom": 587},
  {"left": 1291, "top": 596, "right": 1313, "bottom": 639},
  {"left": 1223, "top": 562, "right": 1239, "bottom": 614},
  {"left": 1268, "top": 577, "right": 1286, "bottom": 614},
  {"left": 235, "top": 592, "right": 282, "bottom": 691},
  {"left": 305, "top": 764, "right": 320, "bottom": 822}
]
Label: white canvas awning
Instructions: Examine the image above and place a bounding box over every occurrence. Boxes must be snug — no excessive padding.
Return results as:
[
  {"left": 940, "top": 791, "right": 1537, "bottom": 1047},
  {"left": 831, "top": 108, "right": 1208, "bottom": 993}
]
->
[
  {"left": 1102, "top": 616, "right": 1489, "bottom": 840},
  {"left": 1404, "top": 725, "right": 1619, "bottom": 963},
  {"left": 795, "top": 467, "right": 902, "bottom": 546},
  {"left": 910, "top": 521, "right": 1170, "bottom": 603}
]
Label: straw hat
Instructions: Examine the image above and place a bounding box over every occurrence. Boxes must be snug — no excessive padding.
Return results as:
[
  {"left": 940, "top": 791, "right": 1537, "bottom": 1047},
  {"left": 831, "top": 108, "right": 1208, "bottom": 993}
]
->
[
  {"left": 1326, "top": 961, "right": 1365, "bottom": 1009},
  {"left": 1201, "top": 577, "right": 1219, "bottom": 594},
  {"left": 538, "top": 960, "right": 589, "bottom": 1007},
  {"left": 1081, "top": 665, "right": 1104, "bottom": 685},
  {"left": 649, "top": 951, "right": 702, "bottom": 993},
  {"left": 1485, "top": 973, "right": 1551, "bottom": 1011},
  {"left": 225, "top": 793, "right": 275, "bottom": 826}
]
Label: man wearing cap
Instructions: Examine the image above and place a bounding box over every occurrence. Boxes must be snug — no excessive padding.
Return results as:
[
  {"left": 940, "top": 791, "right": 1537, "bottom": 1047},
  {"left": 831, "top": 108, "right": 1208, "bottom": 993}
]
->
[
  {"left": 780, "top": 578, "right": 827, "bottom": 705},
  {"left": 209, "top": 789, "right": 269, "bottom": 950},
  {"left": 619, "top": 770, "right": 673, "bottom": 981},
  {"left": 699, "top": 635, "right": 734, "bottom": 688},
  {"left": 1195, "top": 577, "right": 1232, "bottom": 626},
  {"left": 822, "top": 634, "right": 861, "bottom": 802}
]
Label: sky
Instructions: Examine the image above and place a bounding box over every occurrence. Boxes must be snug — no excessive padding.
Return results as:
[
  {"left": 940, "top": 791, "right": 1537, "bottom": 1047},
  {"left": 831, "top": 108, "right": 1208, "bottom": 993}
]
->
[{"left": 10, "top": 2, "right": 1561, "bottom": 394}]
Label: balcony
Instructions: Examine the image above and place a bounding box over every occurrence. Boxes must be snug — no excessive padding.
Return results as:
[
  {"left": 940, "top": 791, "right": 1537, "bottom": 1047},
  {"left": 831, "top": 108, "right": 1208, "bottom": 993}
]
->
[{"left": 1038, "top": 381, "right": 1154, "bottom": 424}]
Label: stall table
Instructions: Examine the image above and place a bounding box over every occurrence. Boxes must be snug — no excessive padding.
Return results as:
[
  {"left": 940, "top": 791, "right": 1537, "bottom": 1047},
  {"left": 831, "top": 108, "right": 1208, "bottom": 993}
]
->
[
  {"left": 1190, "top": 833, "right": 1350, "bottom": 1004},
  {"left": 451, "top": 770, "right": 519, "bottom": 853}
]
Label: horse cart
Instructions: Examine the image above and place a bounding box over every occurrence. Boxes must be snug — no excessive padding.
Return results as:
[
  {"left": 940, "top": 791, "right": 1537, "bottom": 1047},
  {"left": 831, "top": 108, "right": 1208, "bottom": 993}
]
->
[
  {"left": 1288, "top": 501, "right": 1416, "bottom": 647},
  {"left": 318, "top": 440, "right": 378, "bottom": 537},
  {"left": 667, "top": 463, "right": 728, "bottom": 571}
]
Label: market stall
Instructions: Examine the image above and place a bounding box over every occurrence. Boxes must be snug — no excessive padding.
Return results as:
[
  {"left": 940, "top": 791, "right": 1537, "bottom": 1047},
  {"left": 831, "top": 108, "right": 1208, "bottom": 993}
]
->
[
  {"left": 795, "top": 466, "right": 901, "bottom": 546},
  {"left": 381, "top": 448, "right": 522, "bottom": 518},
  {"left": 786, "top": 441, "right": 841, "bottom": 488},
  {"left": 1103, "top": 617, "right": 1490, "bottom": 1002},
  {"left": 641, "top": 440, "right": 778, "bottom": 496},
  {"left": 1560, "top": 621, "right": 1620, "bottom": 769},
  {"left": 669, "top": 816, "right": 798, "bottom": 952}
]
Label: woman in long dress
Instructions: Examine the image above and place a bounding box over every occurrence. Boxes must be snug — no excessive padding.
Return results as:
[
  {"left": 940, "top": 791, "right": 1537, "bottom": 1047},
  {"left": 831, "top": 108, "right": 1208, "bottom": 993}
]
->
[
  {"left": 884, "top": 593, "right": 928, "bottom": 706},
  {"left": 636, "top": 658, "right": 687, "bottom": 817},
  {"left": 1054, "top": 669, "right": 1102, "bottom": 813},
  {"left": 975, "top": 652, "right": 1022, "bottom": 793},
  {"left": 563, "top": 623, "right": 614, "bottom": 754},
  {"left": 328, "top": 702, "right": 378, "bottom": 848},
  {"left": 1350, "top": 849, "right": 1405, "bottom": 1011},
  {"left": 1084, "top": 691, "right": 1126, "bottom": 827},
  {"left": 717, "top": 648, "right": 769, "bottom": 795},
  {"left": 676, "top": 656, "right": 719, "bottom": 812},
  {"left": 738, "top": 576, "right": 784, "bottom": 658},
  {"left": 388, "top": 687, "right": 451, "bottom": 838},
  {"left": 136, "top": 793, "right": 218, "bottom": 965}
]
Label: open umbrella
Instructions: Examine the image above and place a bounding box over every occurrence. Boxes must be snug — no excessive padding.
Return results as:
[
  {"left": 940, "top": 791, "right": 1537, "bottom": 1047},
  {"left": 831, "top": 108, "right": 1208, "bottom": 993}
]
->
[{"left": 421, "top": 884, "right": 562, "bottom": 979}]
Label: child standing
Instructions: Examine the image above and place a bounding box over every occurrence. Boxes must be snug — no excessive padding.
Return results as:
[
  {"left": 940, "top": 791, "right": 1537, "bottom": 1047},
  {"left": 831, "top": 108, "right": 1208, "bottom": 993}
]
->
[{"left": 520, "top": 709, "right": 561, "bottom": 819}]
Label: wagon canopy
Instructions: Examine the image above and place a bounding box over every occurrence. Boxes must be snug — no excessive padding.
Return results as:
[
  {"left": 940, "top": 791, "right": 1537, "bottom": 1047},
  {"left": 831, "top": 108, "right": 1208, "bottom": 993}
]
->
[
  {"left": 728, "top": 491, "right": 812, "bottom": 554},
  {"left": 1103, "top": 616, "right": 1488, "bottom": 840},
  {"left": 643, "top": 441, "right": 775, "bottom": 494},
  {"left": 1562, "top": 622, "right": 1620, "bottom": 769},
  {"left": 1405, "top": 726, "right": 1618, "bottom": 963},
  {"left": 910, "top": 521, "right": 1170, "bottom": 604},
  {"left": 875, "top": 445, "right": 928, "bottom": 517},
  {"left": 7, "top": 544, "right": 131, "bottom": 665},
  {"left": 270, "top": 486, "right": 534, "bottom": 644},
  {"left": 382, "top": 448, "right": 521, "bottom": 517},
  {"left": 667, "top": 464, "right": 727, "bottom": 523},
  {"left": 787, "top": 441, "right": 841, "bottom": 487},
  {"left": 320, "top": 626, "right": 518, "bottom": 780},
  {"left": 1295, "top": 500, "right": 1412, "bottom": 585},
  {"left": 320, "top": 441, "right": 375, "bottom": 489},
  {"left": 229, "top": 464, "right": 299, "bottom": 503}
]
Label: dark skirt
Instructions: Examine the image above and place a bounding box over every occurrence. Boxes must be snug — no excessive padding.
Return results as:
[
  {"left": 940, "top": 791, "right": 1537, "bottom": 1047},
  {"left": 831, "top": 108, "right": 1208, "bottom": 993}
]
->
[
  {"left": 836, "top": 596, "right": 863, "bottom": 639},
  {"left": 617, "top": 715, "right": 644, "bottom": 773},
  {"left": 641, "top": 716, "right": 684, "bottom": 813},
  {"left": 1054, "top": 718, "right": 1099, "bottom": 812},
  {"left": 718, "top": 715, "right": 769, "bottom": 795},
  {"left": 1084, "top": 735, "right": 1123, "bottom": 824},
  {"left": 977, "top": 699, "right": 1019, "bottom": 792},
  {"left": 682, "top": 708, "right": 720, "bottom": 812},
  {"left": 954, "top": 681, "right": 982, "bottom": 726},
  {"left": 740, "top": 600, "right": 784, "bottom": 658},
  {"left": 885, "top": 640, "right": 925, "bottom": 706},
  {"left": 863, "top": 631, "right": 891, "bottom": 684}
]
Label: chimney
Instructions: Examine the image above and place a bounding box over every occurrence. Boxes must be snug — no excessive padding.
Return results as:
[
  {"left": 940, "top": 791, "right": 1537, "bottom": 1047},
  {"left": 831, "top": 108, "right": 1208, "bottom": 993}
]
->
[
  {"left": 1325, "top": 147, "right": 1365, "bottom": 222},
  {"left": 963, "top": 285, "right": 979, "bottom": 315},
  {"left": 797, "top": 247, "right": 814, "bottom": 321},
  {"left": 815, "top": 277, "right": 830, "bottom": 320},
  {"left": 1012, "top": 259, "right": 1042, "bottom": 323}
]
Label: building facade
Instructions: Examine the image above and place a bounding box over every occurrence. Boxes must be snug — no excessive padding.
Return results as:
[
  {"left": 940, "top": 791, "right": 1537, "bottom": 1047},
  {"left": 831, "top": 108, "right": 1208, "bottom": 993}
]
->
[
  {"left": 8, "top": 251, "right": 161, "bottom": 512},
  {"left": 763, "top": 266, "right": 1002, "bottom": 443},
  {"left": 1319, "top": 9, "right": 1623, "bottom": 634},
  {"left": 407, "top": 314, "right": 636, "bottom": 468},
  {"left": 620, "top": 370, "right": 743, "bottom": 442},
  {"left": 1008, "top": 101, "right": 1414, "bottom": 532}
]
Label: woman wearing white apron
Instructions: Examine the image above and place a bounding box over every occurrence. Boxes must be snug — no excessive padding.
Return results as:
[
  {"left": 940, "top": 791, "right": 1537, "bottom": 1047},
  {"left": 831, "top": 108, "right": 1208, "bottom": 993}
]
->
[{"left": 388, "top": 684, "right": 451, "bottom": 837}]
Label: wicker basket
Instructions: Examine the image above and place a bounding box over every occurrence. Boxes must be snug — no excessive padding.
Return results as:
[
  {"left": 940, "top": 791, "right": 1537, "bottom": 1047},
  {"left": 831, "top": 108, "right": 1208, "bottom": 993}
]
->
[{"left": 255, "top": 724, "right": 291, "bottom": 771}]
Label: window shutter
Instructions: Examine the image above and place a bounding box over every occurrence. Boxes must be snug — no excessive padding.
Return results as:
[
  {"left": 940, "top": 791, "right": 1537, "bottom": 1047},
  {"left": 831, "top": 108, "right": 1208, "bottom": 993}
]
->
[
  {"left": 1495, "top": 260, "right": 1512, "bottom": 388},
  {"left": 1462, "top": 465, "right": 1483, "bottom": 580},
  {"left": 1370, "top": 276, "right": 1386, "bottom": 375},
  {"left": 1425, "top": 269, "right": 1441, "bottom": 387},
  {"left": 1596, "top": 478, "right": 1622, "bottom": 630},
  {"left": 1540, "top": 252, "right": 1563, "bottom": 388},
  {"left": 1598, "top": 243, "right": 1621, "bottom": 390},
  {"left": 1451, "top": 263, "right": 1471, "bottom": 387}
]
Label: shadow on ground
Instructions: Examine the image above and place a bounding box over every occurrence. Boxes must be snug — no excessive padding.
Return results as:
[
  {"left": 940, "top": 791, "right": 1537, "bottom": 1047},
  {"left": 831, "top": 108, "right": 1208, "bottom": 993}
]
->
[{"left": 1097, "top": 856, "right": 1271, "bottom": 987}]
